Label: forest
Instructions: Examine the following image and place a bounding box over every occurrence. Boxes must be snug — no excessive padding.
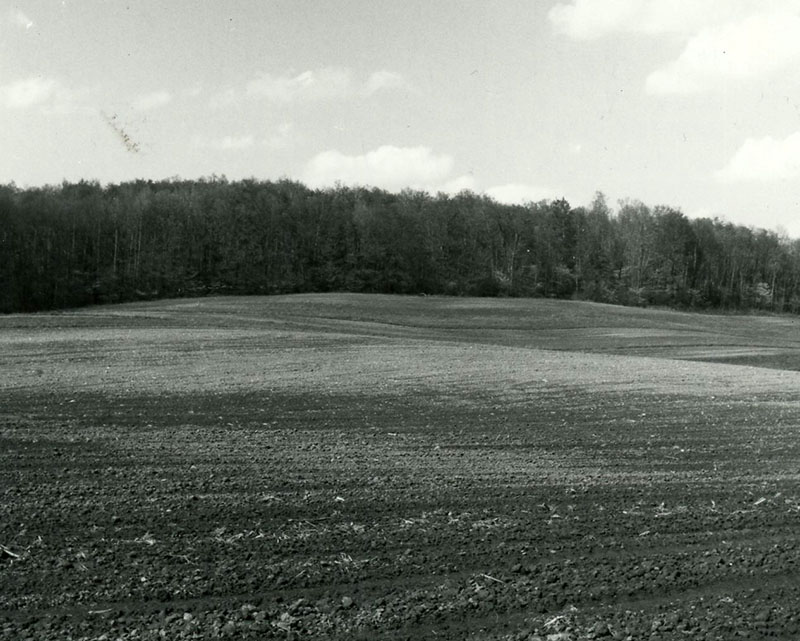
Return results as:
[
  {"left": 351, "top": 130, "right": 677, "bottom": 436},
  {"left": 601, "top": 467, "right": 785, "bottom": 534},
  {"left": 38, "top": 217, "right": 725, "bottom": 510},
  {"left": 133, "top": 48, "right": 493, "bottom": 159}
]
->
[{"left": 1, "top": 177, "right": 798, "bottom": 314}]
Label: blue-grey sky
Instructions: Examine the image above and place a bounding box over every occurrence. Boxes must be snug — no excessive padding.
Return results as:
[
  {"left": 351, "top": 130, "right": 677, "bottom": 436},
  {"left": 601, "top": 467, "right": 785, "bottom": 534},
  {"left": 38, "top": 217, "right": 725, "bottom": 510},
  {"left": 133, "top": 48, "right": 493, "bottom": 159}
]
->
[{"left": 4, "top": 1, "right": 800, "bottom": 235}]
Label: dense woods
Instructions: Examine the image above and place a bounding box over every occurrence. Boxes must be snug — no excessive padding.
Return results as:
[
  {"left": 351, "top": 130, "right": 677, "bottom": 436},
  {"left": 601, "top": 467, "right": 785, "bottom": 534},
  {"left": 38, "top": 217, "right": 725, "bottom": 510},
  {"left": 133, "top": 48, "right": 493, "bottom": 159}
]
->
[{"left": 2, "top": 177, "right": 799, "bottom": 314}]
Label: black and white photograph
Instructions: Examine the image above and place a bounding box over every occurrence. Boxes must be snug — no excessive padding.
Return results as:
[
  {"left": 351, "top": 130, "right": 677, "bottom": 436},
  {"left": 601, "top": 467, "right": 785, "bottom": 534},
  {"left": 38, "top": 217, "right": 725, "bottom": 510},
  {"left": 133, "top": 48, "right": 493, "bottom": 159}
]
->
[{"left": 4, "top": 1, "right": 800, "bottom": 639}]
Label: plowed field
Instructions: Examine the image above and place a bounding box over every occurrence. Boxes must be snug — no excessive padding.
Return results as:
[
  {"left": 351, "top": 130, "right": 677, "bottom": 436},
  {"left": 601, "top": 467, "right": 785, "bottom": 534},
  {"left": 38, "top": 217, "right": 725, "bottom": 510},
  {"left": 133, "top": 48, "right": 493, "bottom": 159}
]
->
[{"left": 3, "top": 294, "right": 800, "bottom": 640}]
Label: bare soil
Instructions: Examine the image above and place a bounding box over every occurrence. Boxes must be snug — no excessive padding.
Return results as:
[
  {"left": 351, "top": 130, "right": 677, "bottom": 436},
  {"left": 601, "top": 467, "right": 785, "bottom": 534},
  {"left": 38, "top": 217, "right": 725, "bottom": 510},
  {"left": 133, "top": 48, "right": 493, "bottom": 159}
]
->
[{"left": 3, "top": 294, "right": 800, "bottom": 639}]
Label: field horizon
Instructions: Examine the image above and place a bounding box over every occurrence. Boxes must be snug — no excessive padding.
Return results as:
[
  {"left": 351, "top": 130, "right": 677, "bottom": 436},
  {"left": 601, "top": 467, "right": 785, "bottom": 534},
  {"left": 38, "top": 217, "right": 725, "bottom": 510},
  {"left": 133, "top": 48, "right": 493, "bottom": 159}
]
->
[{"left": 3, "top": 294, "right": 800, "bottom": 639}]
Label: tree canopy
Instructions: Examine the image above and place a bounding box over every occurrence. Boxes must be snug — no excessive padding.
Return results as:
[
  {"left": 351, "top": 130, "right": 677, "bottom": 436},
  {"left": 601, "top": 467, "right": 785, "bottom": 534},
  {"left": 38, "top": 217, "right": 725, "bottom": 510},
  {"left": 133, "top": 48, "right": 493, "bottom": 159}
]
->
[{"left": 2, "top": 178, "right": 799, "bottom": 314}]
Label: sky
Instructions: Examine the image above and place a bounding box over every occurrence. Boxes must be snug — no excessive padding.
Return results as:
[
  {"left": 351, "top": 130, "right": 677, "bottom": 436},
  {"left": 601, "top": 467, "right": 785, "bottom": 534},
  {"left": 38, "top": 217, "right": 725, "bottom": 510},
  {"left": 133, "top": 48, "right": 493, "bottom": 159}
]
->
[{"left": 4, "top": 1, "right": 800, "bottom": 236}]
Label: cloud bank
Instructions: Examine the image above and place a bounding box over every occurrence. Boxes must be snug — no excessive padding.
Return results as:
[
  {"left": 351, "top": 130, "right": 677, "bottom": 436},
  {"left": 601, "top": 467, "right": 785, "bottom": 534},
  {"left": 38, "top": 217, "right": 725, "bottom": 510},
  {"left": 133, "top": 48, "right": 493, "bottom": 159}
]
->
[
  {"left": 302, "top": 145, "right": 553, "bottom": 202},
  {"left": 132, "top": 90, "right": 173, "bottom": 112},
  {"left": 362, "top": 71, "right": 410, "bottom": 96},
  {"left": 303, "top": 146, "right": 457, "bottom": 192},
  {"left": 550, "top": 1, "right": 800, "bottom": 94},
  {"left": 0, "top": 76, "right": 94, "bottom": 115},
  {"left": 246, "top": 68, "right": 353, "bottom": 102},
  {"left": 194, "top": 134, "right": 256, "bottom": 151},
  {"left": 0, "top": 77, "right": 59, "bottom": 109},
  {"left": 8, "top": 8, "right": 34, "bottom": 30},
  {"left": 212, "top": 67, "right": 409, "bottom": 108},
  {"left": 485, "top": 183, "right": 556, "bottom": 205},
  {"left": 646, "top": 11, "right": 800, "bottom": 94},
  {"left": 717, "top": 132, "right": 800, "bottom": 182}
]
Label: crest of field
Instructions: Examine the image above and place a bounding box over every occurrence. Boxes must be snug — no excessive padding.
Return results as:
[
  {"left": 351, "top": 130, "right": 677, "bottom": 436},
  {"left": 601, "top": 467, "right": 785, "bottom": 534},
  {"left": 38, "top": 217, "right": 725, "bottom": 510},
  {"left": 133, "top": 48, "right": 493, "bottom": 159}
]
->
[{"left": 2, "top": 293, "right": 799, "bottom": 401}]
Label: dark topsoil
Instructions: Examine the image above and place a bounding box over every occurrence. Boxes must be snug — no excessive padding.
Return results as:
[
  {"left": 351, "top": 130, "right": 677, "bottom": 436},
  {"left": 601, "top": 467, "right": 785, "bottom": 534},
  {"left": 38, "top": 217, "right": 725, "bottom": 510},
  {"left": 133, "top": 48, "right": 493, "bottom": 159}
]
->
[{"left": 3, "top": 294, "right": 800, "bottom": 640}]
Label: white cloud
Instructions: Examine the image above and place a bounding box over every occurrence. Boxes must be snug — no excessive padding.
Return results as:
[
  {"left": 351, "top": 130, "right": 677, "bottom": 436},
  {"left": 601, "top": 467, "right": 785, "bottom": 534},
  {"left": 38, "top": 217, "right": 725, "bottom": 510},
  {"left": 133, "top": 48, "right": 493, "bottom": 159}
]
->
[
  {"left": 0, "top": 76, "right": 92, "bottom": 115},
  {"left": 716, "top": 132, "right": 800, "bottom": 182},
  {"left": 362, "top": 70, "right": 410, "bottom": 96},
  {"left": 437, "top": 174, "right": 477, "bottom": 195},
  {"left": 548, "top": 0, "right": 799, "bottom": 39},
  {"left": 484, "top": 183, "right": 556, "bottom": 205},
  {"left": 194, "top": 125, "right": 293, "bottom": 154},
  {"left": 246, "top": 67, "right": 354, "bottom": 102},
  {"left": 263, "top": 122, "right": 295, "bottom": 149},
  {"left": 0, "top": 77, "right": 58, "bottom": 109},
  {"left": 551, "top": 1, "right": 800, "bottom": 93},
  {"left": 9, "top": 9, "right": 34, "bottom": 29},
  {"left": 549, "top": 0, "right": 644, "bottom": 40},
  {"left": 303, "top": 145, "right": 455, "bottom": 191},
  {"left": 212, "top": 68, "right": 408, "bottom": 108},
  {"left": 302, "top": 145, "right": 557, "bottom": 201},
  {"left": 646, "top": 12, "right": 800, "bottom": 93},
  {"left": 194, "top": 134, "right": 255, "bottom": 151},
  {"left": 132, "top": 90, "right": 172, "bottom": 111},
  {"left": 217, "top": 135, "right": 255, "bottom": 150}
]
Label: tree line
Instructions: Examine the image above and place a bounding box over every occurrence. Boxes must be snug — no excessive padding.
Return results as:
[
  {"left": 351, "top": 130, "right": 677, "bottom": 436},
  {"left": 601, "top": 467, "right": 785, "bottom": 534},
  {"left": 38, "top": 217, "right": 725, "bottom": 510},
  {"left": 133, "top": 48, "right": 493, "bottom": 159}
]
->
[{"left": 2, "top": 177, "right": 799, "bottom": 314}]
